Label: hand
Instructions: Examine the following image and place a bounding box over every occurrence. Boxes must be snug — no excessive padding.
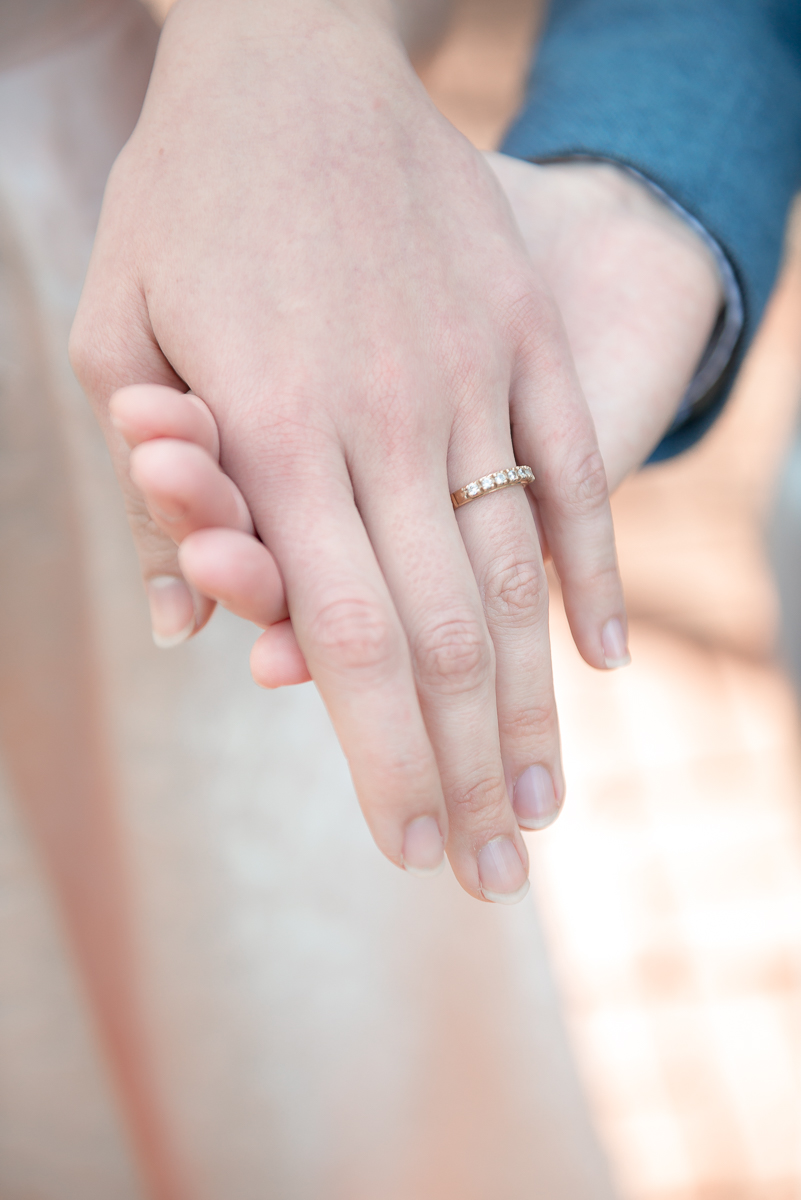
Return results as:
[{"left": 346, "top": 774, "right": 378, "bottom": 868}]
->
[
  {"left": 111, "top": 155, "right": 722, "bottom": 694},
  {"left": 110, "top": 385, "right": 308, "bottom": 685},
  {"left": 486, "top": 154, "right": 724, "bottom": 490},
  {"left": 71, "top": 0, "right": 627, "bottom": 902}
]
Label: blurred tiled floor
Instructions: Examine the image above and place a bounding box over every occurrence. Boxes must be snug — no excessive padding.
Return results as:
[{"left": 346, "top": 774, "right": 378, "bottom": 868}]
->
[
  {"left": 423, "top": 3, "right": 801, "bottom": 1198},
  {"left": 541, "top": 614, "right": 801, "bottom": 1200}
]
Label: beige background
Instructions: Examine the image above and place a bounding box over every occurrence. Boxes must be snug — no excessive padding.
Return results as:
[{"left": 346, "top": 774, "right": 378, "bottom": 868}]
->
[{"left": 0, "top": 2, "right": 799, "bottom": 1198}]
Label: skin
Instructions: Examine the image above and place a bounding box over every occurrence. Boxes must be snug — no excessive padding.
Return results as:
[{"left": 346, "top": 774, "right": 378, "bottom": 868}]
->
[
  {"left": 105, "top": 153, "right": 722, "bottom": 889},
  {"left": 72, "top": 0, "right": 721, "bottom": 901}
]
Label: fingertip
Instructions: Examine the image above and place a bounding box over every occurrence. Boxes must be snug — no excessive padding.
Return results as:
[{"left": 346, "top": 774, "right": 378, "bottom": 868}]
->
[
  {"left": 184, "top": 392, "right": 221, "bottom": 458},
  {"left": 192, "top": 593, "right": 217, "bottom": 636},
  {"left": 129, "top": 439, "right": 253, "bottom": 542},
  {"left": 179, "top": 528, "right": 288, "bottom": 626},
  {"left": 401, "top": 816, "right": 446, "bottom": 876},
  {"left": 565, "top": 602, "right": 631, "bottom": 672},
  {"left": 250, "top": 622, "right": 311, "bottom": 688},
  {"left": 512, "top": 764, "right": 562, "bottom": 830},
  {"left": 147, "top": 575, "right": 195, "bottom": 647},
  {"left": 110, "top": 384, "right": 184, "bottom": 448},
  {"left": 108, "top": 406, "right": 140, "bottom": 448},
  {"left": 601, "top": 616, "right": 631, "bottom": 669},
  {"left": 109, "top": 384, "right": 220, "bottom": 458}
]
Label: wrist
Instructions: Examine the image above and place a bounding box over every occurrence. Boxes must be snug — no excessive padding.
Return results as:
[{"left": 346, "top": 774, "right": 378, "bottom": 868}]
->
[
  {"left": 560, "top": 161, "right": 744, "bottom": 437},
  {"left": 485, "top": 150, "right": 732, "bottom": 483},
  {"left": 164, "top": 0, "right": 400, "bottom": 43},
  {"left": 151, "top": 0, "right": 446, "bottom": 57},
  {"left": 540, "top": 160, "right": 724, "bottom": 307},
  {"left": 155, "top": 0, "right": 422, "bottom": 103}
]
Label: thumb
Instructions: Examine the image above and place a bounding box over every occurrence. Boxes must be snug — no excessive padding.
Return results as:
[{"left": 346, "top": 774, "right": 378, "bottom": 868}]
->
[{"left": 69, "top": 288, "right": 214, "bottom": 647}]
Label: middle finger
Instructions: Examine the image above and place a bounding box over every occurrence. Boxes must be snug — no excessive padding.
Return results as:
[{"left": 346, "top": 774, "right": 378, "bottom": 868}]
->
[{"left": 353, "top": 452, "right": 531, "bottom": 904}]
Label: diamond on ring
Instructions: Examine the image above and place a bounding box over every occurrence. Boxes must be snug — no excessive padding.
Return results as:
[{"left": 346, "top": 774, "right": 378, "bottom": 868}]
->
[{"left": 451, "top": 465, "right": 535, "bottom": 509}]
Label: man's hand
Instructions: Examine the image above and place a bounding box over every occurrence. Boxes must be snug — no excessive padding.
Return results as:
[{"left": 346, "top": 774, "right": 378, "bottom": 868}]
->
[
  {"left": 488, "top": 154, "right": 724, "bottom": 490},
  {"left": 71, "top": 0, "right": 628, "bottom": 902}
]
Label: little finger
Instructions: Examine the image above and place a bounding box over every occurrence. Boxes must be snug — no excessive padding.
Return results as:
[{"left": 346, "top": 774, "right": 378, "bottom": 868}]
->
[{"left": 512, "top": 302, "right": 629, "bottom": 670}]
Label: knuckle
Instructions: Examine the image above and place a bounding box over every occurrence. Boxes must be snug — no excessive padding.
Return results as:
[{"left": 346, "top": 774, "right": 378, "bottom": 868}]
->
[
  {"left": 570, "top": 556, "right": 622, "bottom": 600},
  {"left": 451, "top": 337, "right": 497, "bottom": 400},
  {"left": 365, "top": 748, "right": 438, "bottom": 807},
  {"left": 447, "top": 772, "right": 508, "bottom": 824},
  {"left": 559, "top": 447, "right": 609, "bottom": 516},
  {"left": 361, "top": 398, "right": 426, "bottom": 467},
  {"left": 415, "top": 613, "right": 492, "bottom": 694},
  {"left": 494, "top": 280, "right": 555, "bottom": 358},
  {"left": 68, "top": 315, "right": 98, "bottom": 389},
  {"left": 501, "top": 698, "right": 557, "bottom": 744},
  {"left": 69, "top": 306, "right": 127, "bottom": 400},
  {"left": 483, "top": 552, "right": 547, "bottom": 625},
  {"left": 127, "top": 503, "right": 182, "bottom": 573},
  {"left": 500, "top": 285, "right": 541, "bottom": 337},
  {"left": 129, "top": 500, "right": 178, "bottom": 552},
  {"left": 310, "top": 595, "right": 399, "bottom": 678}
]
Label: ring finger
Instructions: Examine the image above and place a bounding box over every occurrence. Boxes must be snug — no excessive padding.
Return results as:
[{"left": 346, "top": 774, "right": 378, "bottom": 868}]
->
[{"left": 450, "top": 446, "right": 563, "bottom": 833}]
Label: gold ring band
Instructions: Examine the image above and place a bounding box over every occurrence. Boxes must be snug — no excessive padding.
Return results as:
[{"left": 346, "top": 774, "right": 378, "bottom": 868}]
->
[{"left": 451, "top": 465, "right": 534, "bottom": 510}]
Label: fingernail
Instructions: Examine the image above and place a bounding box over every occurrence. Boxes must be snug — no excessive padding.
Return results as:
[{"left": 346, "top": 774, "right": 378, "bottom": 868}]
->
[
  {"left": 477, "top": 837, "right": 530, "bottom": 904},
  {"left": 109, "top": 411, "right": 133, "bottom": 438},
  {"left": 513, "top": 765, "right": 560, "bottom": 830},
  {"left": 147, "top": 576, "right": 195, "bottom": 648},
  {"left": 146, "top": 496, "right": 184, "bottom": 523},
  {"left": 602, "top": 617, "right": 631, "bottom": 669},
  {"left": 402, "top": 816, "right": 445, "bottom": 877}
]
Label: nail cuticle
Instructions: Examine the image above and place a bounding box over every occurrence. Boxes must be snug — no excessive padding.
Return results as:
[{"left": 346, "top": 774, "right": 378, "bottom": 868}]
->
[
  {"left": 601, "top": 617, "right": 630, "bottom": 670},
  {"left": 604, "top": 652, "right": 632, "bottom": 669},
  {"left": 148, "top": 501, "right": 184, "bottom": 523},
  {"left": 516, "top": 809, "right": 561, "bottom": 832},
  {"left": 147, "top": 576, "right": 197, "bottom": 649},
  {"left": 152, "top": 621, "right": 195, "bottom": 649},
  {"left": 481, "top": 878, "right": 531, "bottom": 905},
  {"left": 403, "top": 857, "right": 446, "bottom": 879}
]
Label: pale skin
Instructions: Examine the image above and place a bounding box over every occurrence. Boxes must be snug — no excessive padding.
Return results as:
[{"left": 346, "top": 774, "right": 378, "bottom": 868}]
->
[{"left": 71, "top": 0, "right": 722, "bottom": 901}]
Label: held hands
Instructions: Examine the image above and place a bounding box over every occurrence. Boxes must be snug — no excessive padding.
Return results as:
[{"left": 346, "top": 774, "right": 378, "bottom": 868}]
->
[
  {"left": 71, "top": 0, "right": 715, "bottom": 902},
  {"left": 111, "top": 155, "right": 721, "bottom": 694},
  {"left": 98, "top": 151, "right": 721, "bottom": 900}
]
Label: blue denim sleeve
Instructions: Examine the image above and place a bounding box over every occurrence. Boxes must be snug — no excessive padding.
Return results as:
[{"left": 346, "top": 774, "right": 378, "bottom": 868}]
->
[{"left": 501, "top": 0, "right": 801, "bottom": 461}]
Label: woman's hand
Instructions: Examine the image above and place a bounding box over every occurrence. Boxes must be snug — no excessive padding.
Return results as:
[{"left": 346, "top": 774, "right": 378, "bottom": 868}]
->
[
  {"left": 111, "top": 154, "right": 721, "bottom": 695},
  {"left": 71, "top": 0, "right": 627, "bottom": 901}
]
